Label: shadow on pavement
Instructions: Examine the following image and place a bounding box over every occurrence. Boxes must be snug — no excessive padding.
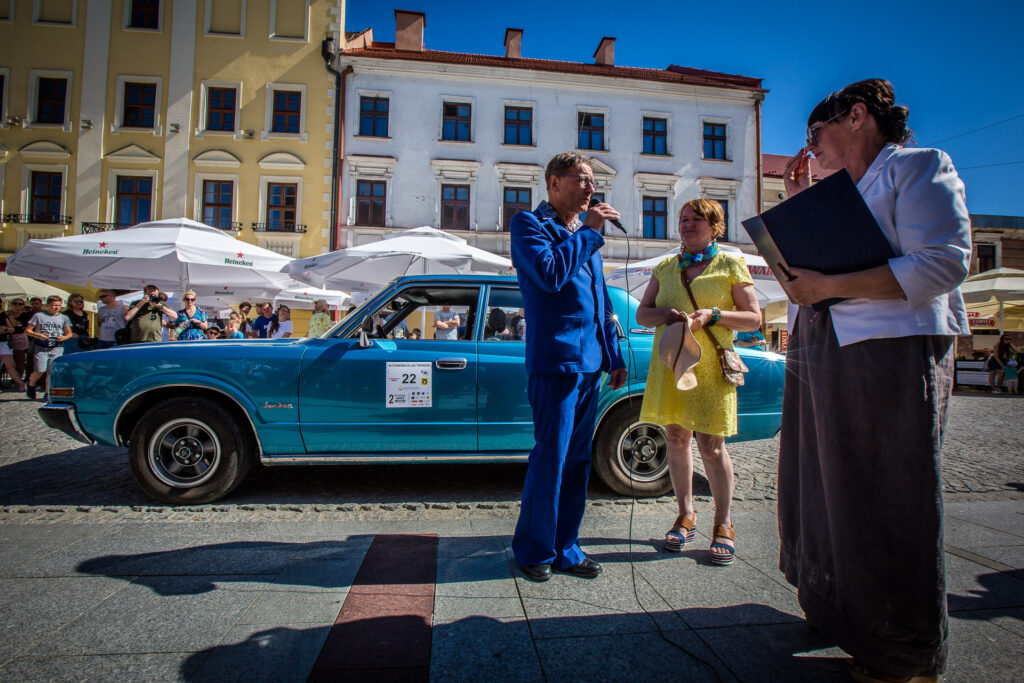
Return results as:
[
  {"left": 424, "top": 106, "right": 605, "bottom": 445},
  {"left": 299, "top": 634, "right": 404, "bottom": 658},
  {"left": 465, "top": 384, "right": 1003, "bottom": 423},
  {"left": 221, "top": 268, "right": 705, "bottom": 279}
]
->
[
  {"left": 179, "top": 609, "right": 850, "bottom": 682},
  {"left": 0, "top": 447, "right": 713, "bottom": 507},
  {"left": 947, "top": 568, "right": 1024, "bottom": 620}
]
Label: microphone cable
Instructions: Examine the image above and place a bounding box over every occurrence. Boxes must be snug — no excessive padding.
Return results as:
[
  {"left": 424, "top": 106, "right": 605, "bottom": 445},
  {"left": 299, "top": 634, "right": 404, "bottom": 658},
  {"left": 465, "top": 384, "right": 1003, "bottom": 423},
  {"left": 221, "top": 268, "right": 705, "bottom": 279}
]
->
[{"left": 616, "top": 213, "right": 725, "bottom": 682}]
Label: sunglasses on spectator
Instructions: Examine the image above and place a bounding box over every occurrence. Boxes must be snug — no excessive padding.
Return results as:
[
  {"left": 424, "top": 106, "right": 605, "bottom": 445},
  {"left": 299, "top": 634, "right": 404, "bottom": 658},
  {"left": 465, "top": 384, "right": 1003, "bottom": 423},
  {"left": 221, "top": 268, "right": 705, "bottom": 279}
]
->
[{"left": 182, "top": 297, "right": 196, "bottom": 301}]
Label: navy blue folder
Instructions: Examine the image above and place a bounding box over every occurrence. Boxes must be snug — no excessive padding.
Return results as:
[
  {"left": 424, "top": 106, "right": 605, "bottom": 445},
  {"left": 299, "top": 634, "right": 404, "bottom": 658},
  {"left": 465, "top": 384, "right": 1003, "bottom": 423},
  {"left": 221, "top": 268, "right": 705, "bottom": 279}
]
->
[{"left": 741, "top": 168, "right": 896, "bottom": 310}]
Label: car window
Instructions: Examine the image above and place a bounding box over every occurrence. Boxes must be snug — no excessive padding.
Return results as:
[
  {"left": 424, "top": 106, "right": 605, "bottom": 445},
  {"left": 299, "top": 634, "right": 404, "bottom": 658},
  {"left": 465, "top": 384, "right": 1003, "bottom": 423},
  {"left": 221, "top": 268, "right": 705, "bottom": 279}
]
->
[
  {"left": 483, "top": 287, "right": 525, "bottom": 342},
  {"left": 347, "top": 286, "right": 479, "bottom": 341}
]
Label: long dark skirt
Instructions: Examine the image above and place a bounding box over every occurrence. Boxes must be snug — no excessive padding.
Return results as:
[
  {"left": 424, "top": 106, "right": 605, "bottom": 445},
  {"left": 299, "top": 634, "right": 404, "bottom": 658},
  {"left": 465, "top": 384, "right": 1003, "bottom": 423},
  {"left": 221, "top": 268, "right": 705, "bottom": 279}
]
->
[{"left": 778, "top": 308, "right": 954, "bottom": 677}]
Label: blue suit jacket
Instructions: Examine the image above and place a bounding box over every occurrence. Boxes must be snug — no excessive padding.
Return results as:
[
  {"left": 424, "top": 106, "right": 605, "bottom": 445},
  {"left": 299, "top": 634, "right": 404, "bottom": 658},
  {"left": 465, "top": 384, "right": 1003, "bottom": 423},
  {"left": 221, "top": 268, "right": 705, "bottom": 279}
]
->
[{"left": 510, "top": 202, "right": 626, "bottom": 375}]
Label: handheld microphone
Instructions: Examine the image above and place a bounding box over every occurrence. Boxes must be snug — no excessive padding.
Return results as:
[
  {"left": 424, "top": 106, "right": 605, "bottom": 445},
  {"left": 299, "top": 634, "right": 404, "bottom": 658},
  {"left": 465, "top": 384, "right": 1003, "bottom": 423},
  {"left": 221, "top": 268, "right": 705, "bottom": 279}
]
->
[{"left": 588, "top": 197, "right": 627, "bottom": 234}]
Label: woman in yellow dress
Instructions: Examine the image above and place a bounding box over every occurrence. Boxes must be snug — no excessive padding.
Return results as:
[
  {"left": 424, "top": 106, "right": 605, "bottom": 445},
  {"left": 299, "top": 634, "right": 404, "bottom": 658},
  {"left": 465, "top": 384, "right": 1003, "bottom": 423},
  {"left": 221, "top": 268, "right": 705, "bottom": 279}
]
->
[{"left": 636, "top": 199, "right": 761, "bottom": 564}]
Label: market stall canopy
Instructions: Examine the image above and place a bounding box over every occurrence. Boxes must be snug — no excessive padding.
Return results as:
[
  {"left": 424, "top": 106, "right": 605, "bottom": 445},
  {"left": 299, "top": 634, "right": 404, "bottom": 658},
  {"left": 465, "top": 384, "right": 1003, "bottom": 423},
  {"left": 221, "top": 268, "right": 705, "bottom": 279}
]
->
[
  {"left": 5, "top": 217, "right": 294, "bottom": 294},
  {"left": 959, "top": 267, "right": 1024, "bottom": 304},
  {"left": 604, "top": 246, "right": 789, "bottom": 306},
  {"left": 288, "top": 226, "right": 513, "bottom": 292}
]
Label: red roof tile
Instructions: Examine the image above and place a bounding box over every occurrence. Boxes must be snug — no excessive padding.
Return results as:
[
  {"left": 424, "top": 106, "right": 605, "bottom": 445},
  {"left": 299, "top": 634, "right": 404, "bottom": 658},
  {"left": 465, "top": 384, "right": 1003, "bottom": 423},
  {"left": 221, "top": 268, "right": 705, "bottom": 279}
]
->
[
  {"left": 762, "top": 153, "right": 835, "bottom": 180},
  {"left": 342, "top": 44, "right": 765, "bottom": 92}
]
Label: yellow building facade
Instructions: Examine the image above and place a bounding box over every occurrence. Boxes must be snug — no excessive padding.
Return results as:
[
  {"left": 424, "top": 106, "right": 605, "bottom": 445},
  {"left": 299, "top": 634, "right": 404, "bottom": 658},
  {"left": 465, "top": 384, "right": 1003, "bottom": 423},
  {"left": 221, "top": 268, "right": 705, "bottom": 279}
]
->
[{"left": 0, "top": 0, "right": 346, "bottom": 264}]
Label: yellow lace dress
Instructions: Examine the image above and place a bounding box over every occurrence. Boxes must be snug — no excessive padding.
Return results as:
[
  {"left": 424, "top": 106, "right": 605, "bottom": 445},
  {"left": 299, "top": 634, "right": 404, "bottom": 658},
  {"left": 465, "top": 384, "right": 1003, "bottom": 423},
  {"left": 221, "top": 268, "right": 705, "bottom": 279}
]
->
[{"left": 638, "top": 252, "right": 753, "bottom": 436}]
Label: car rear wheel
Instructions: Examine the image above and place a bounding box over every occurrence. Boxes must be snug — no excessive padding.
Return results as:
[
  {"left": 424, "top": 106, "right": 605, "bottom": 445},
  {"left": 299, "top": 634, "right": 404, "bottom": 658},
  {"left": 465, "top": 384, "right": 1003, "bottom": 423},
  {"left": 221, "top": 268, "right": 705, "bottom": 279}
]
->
[
  {"left": 129, "top": 397, "right": 253, "bottom": 504},
  {"left": 593, "top": 400, "right": 673, "bottom": 497}
]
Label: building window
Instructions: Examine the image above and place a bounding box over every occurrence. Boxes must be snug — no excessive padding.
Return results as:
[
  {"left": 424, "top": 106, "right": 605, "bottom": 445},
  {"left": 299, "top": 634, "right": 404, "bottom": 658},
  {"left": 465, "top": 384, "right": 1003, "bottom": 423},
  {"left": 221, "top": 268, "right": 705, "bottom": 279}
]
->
[
  {"left": 116, "top": 176, "right": 153, "bottom": 226},
  {"left": 206, "top": 87, "right": 236, "bottom": 131},
  {"left": 578, "top": 112, "right": 604, "bottom": 151},
  {"left": 122, "top": 82, "right": 157, "bottom": 128},
  {"left": 719, "top": 200, "right": 730, "bottom": 236},
  {"left": 272, "top": 90, "right": 301, "bottom": 133},
  {"left": 356, "top": 180, "right": 386, "bottom": 226},
  {"left": 442, "top": 102, "right": 471, "bottom": 142},
  {"left": 202, "top": 180, "right": 234, "bottom": 228},
  {"left": 128, "top": 0, "right": 159, "bottom": 29},
  {"left": 36, "top": 77, "right": 67, "bottom": 124},
  {"left": 359, "top": 96, "right": 388, "bottom": 137},
  {"left": 0, "top": 73, "right": 5, "bottom": 120},
  {"left": 642, "top": 195, "right": 667, "bottom": 239},
  {"left": 266, "top": 182, "right": 297, "bottom": 229},
  {"left": 703, "top": 122, "right": 726, "bottom": 160},
  {"left": 643, "top": 117, "right": 667, "bottom": 155},
  {"left": 504, "top": 106, "right": 532, "bottom": 145},
  {"left": 30, "top": 171, "right": 62, "bottom": 222},
  {"left": 441, "top": 184, "right": 470, "bottom": 229},
  {"left": 977, "top": 243, "right": 996, "bottom": 273},
  {"left": 502, "top": 187, "right": 531, "bottom": 230}
]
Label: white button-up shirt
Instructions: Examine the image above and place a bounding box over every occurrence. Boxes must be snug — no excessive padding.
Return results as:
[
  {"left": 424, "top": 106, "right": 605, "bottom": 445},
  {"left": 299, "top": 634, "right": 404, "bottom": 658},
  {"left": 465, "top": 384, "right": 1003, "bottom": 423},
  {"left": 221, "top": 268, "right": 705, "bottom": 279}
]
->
[{"left": 790, "top": 144, "right": 971, "bottom": 346}]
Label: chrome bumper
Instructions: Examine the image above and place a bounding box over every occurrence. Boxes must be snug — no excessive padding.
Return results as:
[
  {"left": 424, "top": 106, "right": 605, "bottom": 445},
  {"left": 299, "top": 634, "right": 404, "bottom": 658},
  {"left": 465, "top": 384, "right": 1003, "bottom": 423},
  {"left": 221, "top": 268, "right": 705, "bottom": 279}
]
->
[{"left": 38, "top": 404, "right": 94, "bottom": 445}]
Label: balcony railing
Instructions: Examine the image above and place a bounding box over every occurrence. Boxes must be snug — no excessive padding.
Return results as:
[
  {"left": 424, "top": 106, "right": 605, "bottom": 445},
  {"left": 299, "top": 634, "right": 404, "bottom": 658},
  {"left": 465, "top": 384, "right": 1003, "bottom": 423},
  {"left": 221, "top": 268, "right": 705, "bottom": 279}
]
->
[
  {"left": 5, "top": 213, "right": 72, "bottom": 225},
  {"left": 81, "top": 222, "right": 129, "bottom": 234},
  {"left": 251, "top": 222, "right": 307, "bottom": 233},
  {"left": 202, "top": 219, "right": 244, "bottom": 230}
]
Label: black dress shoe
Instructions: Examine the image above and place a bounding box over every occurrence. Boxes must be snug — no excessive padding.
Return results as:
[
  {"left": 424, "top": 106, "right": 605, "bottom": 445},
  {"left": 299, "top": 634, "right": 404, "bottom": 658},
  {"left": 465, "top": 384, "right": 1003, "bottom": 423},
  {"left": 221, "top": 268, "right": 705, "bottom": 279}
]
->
[
  {"left": 518, "top": 563, "right": 552, "bottom": 582},
  {"left": 560, "top": 557, "right": 602, "bottom": 578}
]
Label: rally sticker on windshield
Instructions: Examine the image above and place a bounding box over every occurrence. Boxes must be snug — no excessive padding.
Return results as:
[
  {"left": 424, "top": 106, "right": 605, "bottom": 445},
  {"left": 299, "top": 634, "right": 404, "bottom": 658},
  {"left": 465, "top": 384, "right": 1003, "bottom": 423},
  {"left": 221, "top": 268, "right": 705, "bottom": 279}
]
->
[{"left": 385, "top": 362, "right": 432, "bottom": 408}]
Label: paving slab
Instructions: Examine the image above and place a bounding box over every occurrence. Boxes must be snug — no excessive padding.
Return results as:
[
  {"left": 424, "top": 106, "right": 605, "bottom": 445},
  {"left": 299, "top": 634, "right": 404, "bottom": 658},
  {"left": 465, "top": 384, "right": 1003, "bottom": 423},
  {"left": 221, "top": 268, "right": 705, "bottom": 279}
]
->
[
  {"left": 430, "top": 617, "right": 542, "bottom": 682},
  {"left": 0, "top": 652, "right": 202, "bottom": 682},
  {"left": 946, "top": 613, "right": 1024, "bottom": 681},
  {"left": 188, "top": 623, "right": 332, "bottom": 683},
  {"left": 693, "top": 622, "right": 849, "bottom": 681}
]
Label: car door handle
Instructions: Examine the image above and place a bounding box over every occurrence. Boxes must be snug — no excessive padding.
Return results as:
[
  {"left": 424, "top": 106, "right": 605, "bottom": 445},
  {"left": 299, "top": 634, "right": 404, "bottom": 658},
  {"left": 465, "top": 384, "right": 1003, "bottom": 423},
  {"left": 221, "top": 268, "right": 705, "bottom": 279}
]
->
[{"left": 435, "top": 357, "right": 467, "bottom": 370}]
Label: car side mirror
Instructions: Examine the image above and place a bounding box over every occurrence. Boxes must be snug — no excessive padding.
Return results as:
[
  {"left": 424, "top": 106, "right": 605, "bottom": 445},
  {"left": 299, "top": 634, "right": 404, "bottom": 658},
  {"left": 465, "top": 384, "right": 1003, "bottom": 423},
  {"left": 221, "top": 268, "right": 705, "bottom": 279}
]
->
[
  {"left": 358, "top": 329, "right": 371, "bottom": 349},
  {"left": 612, "top": 315, "right": 625, "bottom": 340}
]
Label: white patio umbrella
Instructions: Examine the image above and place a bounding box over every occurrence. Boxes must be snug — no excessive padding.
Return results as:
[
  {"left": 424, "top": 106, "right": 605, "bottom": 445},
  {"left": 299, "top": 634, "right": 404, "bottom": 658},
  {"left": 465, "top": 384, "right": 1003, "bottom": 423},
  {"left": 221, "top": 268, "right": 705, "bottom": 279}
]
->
[
  {"left": 960, "top": 267, "right": 1024, "bottom": 333},
  {"left": 605, "top": 246, "right": 789, "bottom": 305},
  {"left": 5, "top": 217, "right": 294, "bottom": 294},
  {"left": 288, "top": 226, "right": 513, "bottom": 292},
  {"left": 198, "top": 281, "right": 350, "bottom": 310},
  {"left": 0, "top": 272, "right": 71, "bottom": 301}
]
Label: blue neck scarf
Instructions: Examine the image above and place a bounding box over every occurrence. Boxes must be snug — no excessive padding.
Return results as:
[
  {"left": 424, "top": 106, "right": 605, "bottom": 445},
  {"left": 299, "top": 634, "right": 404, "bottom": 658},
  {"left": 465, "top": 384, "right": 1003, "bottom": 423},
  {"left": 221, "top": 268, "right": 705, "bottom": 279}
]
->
[{"left": 678, "top": 241, "right": 719, "bottom": 270}]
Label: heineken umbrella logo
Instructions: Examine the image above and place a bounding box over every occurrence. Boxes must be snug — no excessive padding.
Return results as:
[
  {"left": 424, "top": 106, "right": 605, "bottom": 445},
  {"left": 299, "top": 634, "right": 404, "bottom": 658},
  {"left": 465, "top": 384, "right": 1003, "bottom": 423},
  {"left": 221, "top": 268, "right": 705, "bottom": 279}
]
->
[
  {"left": 83, "top": 241, "right": 118, "bottom": 255},
  {"left": 224, "top": 251, "right": 254, "bottom": 267}
]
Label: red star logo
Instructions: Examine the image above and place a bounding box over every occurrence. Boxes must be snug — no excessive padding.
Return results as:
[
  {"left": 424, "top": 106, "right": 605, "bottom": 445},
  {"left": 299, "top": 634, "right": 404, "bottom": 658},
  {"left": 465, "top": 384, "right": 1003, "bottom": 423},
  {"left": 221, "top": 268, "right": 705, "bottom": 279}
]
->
[
  {"left": 237, "top": 252, "right": 244, "bottom": 258},
  {"left": 99, "top": 242, "right": 107, "bottom": 247}
]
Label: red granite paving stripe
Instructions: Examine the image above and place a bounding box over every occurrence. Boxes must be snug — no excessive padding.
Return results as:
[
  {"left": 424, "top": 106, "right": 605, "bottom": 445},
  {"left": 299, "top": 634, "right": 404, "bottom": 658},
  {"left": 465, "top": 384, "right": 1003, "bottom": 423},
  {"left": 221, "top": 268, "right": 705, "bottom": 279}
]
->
[{"left": 309, "top": 534, "right": 438, "bottom": 681}]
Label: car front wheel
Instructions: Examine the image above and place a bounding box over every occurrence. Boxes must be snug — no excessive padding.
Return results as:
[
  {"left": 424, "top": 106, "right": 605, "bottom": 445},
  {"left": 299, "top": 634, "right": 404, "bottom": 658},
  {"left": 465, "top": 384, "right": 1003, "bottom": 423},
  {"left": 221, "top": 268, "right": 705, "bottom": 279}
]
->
[
  {"left": 592, "top": 400, "right": 673, "bottom": 497},
  {"left": 129, "top": 397, "right": 253, "bottom": 504}
]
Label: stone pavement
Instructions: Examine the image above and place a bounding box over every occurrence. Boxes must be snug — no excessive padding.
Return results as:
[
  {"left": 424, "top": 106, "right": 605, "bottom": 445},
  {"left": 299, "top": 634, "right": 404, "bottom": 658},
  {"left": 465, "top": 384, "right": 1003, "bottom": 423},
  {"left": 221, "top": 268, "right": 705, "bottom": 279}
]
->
[
  {"left": 0, "top": 501, "right": 1021, "bottom": 681},
  {"left": 0, "top": 390, "right": 1022, "bottom": 680}
]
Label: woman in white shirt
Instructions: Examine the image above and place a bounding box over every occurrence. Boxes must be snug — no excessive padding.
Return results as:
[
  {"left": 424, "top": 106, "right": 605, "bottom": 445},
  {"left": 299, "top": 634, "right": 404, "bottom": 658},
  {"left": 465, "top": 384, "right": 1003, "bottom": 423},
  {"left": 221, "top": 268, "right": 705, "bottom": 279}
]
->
[
  {"left": 267, "top": 304, "right": 292, "bottom": 339},
  {"left": 779, "top": 79, "right": 969, "bottom": 683}
]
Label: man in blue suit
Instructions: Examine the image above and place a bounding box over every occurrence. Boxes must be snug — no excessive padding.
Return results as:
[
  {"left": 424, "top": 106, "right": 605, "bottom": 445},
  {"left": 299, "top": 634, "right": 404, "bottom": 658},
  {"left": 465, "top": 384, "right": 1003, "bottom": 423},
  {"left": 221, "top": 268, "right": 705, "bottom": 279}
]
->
[{"left": 510, "top": 151, "right": 627, "bottom": 582}]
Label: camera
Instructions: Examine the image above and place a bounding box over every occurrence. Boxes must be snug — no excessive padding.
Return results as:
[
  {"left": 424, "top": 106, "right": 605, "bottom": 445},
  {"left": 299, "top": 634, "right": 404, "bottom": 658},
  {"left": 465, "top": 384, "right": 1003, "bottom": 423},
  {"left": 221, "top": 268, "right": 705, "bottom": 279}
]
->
[{"left": 148, "top": 294, "right": 161, "bottom": 304}]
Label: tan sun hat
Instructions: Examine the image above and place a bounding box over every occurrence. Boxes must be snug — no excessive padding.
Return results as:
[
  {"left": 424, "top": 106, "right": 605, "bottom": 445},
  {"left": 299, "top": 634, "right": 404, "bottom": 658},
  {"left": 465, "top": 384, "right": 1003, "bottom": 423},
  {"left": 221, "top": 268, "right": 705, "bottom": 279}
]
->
[{"left": 658, "top": 319, "right": 702, "bottom": 391}]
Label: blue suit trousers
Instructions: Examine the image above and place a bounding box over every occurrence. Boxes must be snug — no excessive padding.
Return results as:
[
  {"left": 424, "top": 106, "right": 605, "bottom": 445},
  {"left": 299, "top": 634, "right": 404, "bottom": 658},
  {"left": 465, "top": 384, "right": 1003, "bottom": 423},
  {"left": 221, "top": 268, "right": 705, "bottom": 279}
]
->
[{"left": 512, "top": 371, "right": 601, "bottom": 569}]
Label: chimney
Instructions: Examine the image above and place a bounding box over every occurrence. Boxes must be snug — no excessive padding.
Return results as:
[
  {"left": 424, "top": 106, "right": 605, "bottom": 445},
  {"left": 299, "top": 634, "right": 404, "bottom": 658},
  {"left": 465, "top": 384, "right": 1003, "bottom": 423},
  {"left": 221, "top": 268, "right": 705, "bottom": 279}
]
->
[
  {"left": 504, "top": 28, "right": 522, "bottom": 59},
  {"left": 593, "top": 36, "right": 615, "bottom": 66},
  {"left": 394, "top": 9, "right": 425, "bottom": 52}
]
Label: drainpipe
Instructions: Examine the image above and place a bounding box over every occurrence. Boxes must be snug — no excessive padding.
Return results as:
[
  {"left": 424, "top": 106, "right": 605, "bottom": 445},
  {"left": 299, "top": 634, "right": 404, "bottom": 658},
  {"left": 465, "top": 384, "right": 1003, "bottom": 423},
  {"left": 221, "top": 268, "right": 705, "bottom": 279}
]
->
[
  {"left": 322, "top": 38, "right": 352, "bottom": 252},
  {"left": 754, "top": 94, "right": 764, "bottom": 215}
]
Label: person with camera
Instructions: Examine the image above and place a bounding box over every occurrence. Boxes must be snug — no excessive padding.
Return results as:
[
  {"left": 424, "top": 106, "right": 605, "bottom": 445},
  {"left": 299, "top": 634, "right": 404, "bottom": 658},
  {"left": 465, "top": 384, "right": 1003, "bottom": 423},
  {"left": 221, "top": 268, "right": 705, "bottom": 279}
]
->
[
  {"left": 124, "top": 285, "right": 174, "bottom": 343},
  {"left": 24, "top": 295, "right": 73, "bottom": 399}
]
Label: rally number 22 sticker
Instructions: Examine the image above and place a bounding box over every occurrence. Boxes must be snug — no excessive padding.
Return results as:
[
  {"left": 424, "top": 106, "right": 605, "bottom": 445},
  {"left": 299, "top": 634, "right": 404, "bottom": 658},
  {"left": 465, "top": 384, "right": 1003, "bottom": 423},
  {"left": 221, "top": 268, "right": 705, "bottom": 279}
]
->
[{"left": 385, "top": 362, "right": 432, "bottom": 408}]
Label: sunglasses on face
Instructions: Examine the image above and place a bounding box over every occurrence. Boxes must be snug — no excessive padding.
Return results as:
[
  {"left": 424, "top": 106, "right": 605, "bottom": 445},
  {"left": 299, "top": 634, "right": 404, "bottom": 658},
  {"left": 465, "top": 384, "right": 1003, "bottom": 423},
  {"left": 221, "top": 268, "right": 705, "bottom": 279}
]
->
[
  {"left": 182, "top": 297, "right": 196, "bottom": 302},
  {"left": 557, "top": 174, "right": 596, "bottom": 189},
  {"left": 805, "top": 109, "right": 849, "bottom": 146}
]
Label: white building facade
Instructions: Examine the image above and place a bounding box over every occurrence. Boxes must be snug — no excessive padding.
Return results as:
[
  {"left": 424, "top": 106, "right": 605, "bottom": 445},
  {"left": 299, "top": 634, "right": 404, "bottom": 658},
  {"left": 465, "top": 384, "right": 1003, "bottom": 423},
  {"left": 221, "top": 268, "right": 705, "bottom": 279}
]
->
[{"left": 337, "top": 12, "right": 767, "bottom": 265}]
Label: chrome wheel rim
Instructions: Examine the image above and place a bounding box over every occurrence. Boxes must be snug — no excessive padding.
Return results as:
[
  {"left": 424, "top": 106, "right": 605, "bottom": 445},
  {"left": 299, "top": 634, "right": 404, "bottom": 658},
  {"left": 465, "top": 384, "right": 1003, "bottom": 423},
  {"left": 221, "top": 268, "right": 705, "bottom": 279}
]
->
[
  {"left": 615, "top": 421, "right": 669, "bottom": 484},
  {"left": 147, "top": 418, "right": 221, "bottom": 488}
]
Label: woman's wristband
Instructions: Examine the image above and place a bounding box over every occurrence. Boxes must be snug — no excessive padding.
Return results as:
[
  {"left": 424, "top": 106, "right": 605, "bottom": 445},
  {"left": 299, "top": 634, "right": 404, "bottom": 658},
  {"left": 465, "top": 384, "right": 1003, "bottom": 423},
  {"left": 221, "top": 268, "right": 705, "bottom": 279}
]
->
[{"left": 706, "top": 307, "right": 721, "bottom": 327}]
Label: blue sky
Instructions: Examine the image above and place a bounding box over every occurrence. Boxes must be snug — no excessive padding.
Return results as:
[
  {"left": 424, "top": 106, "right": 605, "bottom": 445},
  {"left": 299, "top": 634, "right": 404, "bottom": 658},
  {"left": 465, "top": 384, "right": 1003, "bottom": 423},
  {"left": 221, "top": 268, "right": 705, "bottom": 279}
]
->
[{"left": 345, "top": 0, "right": 1024, "bottom": 218}]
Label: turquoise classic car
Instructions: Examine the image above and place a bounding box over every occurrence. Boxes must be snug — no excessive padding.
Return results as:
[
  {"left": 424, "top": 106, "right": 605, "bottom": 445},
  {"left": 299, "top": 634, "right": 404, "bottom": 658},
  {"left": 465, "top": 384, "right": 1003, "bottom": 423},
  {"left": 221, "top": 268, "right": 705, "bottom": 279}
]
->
[{"left": 39, "top": 274, "right": 784, "bottom": 504}]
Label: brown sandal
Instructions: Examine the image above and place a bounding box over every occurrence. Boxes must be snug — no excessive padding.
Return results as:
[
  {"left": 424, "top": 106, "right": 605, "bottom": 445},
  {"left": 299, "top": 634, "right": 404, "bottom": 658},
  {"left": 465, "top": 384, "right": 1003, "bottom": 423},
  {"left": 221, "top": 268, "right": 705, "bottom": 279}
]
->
[
  {"left": 663, "top": 513, "right": 696, "bottom": 552},
  {"left": 709, "top": 523, "right": 735, "bottom": 566}
]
